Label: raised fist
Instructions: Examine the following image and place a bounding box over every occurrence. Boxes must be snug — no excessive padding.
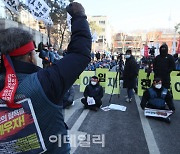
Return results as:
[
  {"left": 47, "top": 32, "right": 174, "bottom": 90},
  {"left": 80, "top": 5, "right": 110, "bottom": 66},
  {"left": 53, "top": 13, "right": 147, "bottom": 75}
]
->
[{"left": 66, "top": 2, "right": 86, "bottom": 17}]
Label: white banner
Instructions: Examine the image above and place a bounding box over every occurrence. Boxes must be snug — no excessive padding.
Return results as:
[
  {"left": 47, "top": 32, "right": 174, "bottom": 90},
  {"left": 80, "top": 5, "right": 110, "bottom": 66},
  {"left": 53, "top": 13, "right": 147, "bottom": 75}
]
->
[
  {"left": 25, "top": 0, "right": 52, "bottom": 24},
  {"left": 144, "top": 108, "right": 173, "bottom": 118},
  {"left": 3, "top": 0, "right": 19, "bottom": 14}
]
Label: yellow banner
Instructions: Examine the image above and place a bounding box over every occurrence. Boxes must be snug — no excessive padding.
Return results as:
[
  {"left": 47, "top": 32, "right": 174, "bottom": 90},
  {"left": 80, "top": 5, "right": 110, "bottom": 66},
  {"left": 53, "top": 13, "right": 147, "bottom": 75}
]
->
[
  {"left": 96, "top": 68, "right": 109, "bottom": 87},
  {"left": 171, "top": 76, "right": 180, "bottom": 100},
  {"left": 74, "top": 78, "right": 80, "bottom": 85},
  {"left": 170, "top": 71, "right": 180, "bottom": 77},
  {"left": 137, "top": 70, "right": 154, "bottom": 96},
  {"left": 105, "top": 72, "right": 120, "bottom": 94},
  {"left": 80, "top": 71, "right": 95, "bottom": 92}
]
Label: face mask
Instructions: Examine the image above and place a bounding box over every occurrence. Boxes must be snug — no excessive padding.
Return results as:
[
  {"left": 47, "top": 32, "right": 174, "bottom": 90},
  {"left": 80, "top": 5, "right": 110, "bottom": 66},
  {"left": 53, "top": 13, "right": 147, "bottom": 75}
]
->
[
  {"left": 155, "top": 84, "right": 162, "bottom": 89},
  {"left": 91, "top": 81, "right": 97, "bottom": 85},
  {"left": 125, "top": 55, "right": 131, "bottom": 59}
]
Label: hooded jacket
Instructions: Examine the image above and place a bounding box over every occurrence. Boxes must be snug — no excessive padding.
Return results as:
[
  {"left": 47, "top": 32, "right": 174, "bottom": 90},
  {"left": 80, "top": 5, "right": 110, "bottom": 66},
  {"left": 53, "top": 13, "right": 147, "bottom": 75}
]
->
[{"left": 153, "top": 44, "right": 175, "bottom": 88}]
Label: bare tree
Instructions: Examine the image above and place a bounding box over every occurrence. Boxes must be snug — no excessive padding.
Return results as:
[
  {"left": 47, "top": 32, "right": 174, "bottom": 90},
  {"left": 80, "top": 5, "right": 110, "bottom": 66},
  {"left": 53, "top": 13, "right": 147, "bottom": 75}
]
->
[{"left": 46, "top": 0, "right": 73, "bottom": 48}]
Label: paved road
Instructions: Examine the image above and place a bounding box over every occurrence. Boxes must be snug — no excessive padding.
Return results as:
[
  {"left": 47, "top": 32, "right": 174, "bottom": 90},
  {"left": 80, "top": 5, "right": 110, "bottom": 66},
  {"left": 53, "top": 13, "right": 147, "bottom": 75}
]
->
[{"left": 64, "top": 85, "right": 180, "bottom": 154}]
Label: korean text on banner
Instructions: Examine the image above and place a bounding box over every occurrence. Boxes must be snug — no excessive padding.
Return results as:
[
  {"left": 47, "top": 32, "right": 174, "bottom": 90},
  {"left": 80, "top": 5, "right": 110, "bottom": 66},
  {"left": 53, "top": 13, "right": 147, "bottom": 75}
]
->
[
  {"left": 3, "top": 0, "right": 19, "bottom": 14},
  {"left": 105, "top": 72, "right": 120, "bottom": 95},
  {"left": 0, "top": 98, "right": 46, "bottom": 153},
  {"left": 25, "top": 0, "right": 51, "bottom": 23},
  {"left": 96, "top": 68, "right": 109, "bottom": 87},
  {"left": 80, "top": 71, "right": 95, "bottom": 92},
  {"left": 171, "top": 76, "right": 180, "bottom": 100},
  {"left": 137, "top": 69, "right": 154, "bottom": 96}
]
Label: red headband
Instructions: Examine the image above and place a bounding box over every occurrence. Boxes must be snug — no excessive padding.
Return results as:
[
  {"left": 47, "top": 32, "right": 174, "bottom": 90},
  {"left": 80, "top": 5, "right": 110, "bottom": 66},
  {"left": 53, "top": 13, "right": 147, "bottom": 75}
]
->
[
  {"left": 9, "top": 41, "right": 35, "bottom": 57},
  {"left": 0, "top": 41, "right": 35, "bottom": 109}
]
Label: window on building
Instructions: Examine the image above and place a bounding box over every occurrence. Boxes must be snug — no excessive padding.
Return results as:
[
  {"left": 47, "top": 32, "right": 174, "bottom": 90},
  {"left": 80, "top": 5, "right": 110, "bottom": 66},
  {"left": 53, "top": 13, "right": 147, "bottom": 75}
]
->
[
  {"left": 99, "top": 35, "right": 103, "bottom": 39},
  {"left": 99, "top": 20, "right": 105, "bottom": 24}
]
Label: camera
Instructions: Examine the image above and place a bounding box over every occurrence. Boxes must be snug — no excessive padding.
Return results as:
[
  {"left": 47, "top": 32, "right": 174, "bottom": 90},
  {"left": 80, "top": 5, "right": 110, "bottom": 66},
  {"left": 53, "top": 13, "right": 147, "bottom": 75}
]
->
[{"left": 149, "top": 46, "right": 156, "bottom": 56}]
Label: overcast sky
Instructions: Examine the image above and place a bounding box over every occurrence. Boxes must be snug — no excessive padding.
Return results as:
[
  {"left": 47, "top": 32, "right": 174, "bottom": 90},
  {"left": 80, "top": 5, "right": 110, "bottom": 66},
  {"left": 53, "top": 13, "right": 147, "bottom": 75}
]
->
[{"left": 76, "top": 0, "right": 180, "bottom": 32}]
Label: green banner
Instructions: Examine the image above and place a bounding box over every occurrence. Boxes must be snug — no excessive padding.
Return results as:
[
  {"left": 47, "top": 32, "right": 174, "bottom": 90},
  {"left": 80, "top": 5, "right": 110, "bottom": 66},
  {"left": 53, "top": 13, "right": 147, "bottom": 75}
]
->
[
  {"left": 137, "top": 70, "right": 154, "bottom": 96},
  {"left": 74, "top": 78, "right": 80, "bottom": 85},
  {"left": 105, "top": 72, "right": 120, "bottom": 94},
  {"left": 96, "top": 68, "right": 109, "bottom": 87},
  {"left": 171, "top": 76, "right": 180, "bottom": 100},
  {"left": 80, "top": 71, "right": 95, "bottom": 92},
  {"left": 170, "top": 71, "right": 180, "bottom": 77}
]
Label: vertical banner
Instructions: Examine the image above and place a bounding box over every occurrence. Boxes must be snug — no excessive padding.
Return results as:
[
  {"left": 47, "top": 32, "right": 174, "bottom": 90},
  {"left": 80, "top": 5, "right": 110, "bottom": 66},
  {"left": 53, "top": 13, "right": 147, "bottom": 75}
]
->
[
  {"left": 177, "top": 39, "right": 180, "bottom": 54},
  {"left": 0, "top": 99, "right": 46, "bottom": 153},
  {"left": 144, "top": 45, "right": 149, "bottom": 57},
  {"left": 171, "top": 76, "right": 180, "bottom": 100},
  {"left": 80, "top": 71, "right": 95, "bottom": 92},
  {"left": 105, "top": 72, "right": 120, "bottom": 95},
  {"left": 96, "top": 68, "right": 109, "bottom": 87},
  {"left": 137, "top": 70, "right": 154, "bottom": 96},
  {"left": 25, "top": 0, "right": 52, "bottom": 24}
]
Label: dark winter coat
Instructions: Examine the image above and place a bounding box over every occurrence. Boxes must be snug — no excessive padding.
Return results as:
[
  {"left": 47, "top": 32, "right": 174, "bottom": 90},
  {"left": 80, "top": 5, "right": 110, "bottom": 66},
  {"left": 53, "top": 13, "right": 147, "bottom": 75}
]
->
[
  {"left": 153, "top": 45, "right": 175, "bottom": 89},
  {"left": 123, "top": 56, "right": 138, "bottom": 89},
  {"left": 83, "top": 82, "right": 104, "bottom": 102}
]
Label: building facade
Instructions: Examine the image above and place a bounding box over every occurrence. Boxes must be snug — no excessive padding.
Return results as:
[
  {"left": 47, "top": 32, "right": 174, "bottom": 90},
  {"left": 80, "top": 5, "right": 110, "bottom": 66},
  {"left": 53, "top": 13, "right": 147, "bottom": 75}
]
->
[{"left": 88, "top": 16, "right": 113, "bottom": 52}]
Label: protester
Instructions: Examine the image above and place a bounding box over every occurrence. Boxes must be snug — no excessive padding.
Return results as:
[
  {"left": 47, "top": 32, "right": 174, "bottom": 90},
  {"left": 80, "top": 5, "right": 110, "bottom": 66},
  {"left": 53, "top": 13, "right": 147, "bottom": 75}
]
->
[
  {"left": 0, "top": 2, "right": 91, "bottom": 153},
  {"left": 123, "top": 49, "right": 138, "bottom": 102},
  {"left": 95, "top": 51, "right": 101, "bottom": 60},
  {"left": 39, "top": 44, "right": 51, "bottom": 68},
  {"left": 53, "top": 47, "right": 62, "bottom": 62},
  {"left": 174, "top": 53, "right": 180, "bottom": 71},
  {"left": 62, "top": 86, "right": 75, "bottom": 109},
  {"left": 48, "top": 44, "right": 55, "bottom": 65},
  {"left": 81, "top": 76, "right": 104, "bottom": 111},
  {"left": 140, "top": 78, "right": 175, "bottom": 123},
  {"left": 153, "top": 43, "right": 175, "bottom": 89}
]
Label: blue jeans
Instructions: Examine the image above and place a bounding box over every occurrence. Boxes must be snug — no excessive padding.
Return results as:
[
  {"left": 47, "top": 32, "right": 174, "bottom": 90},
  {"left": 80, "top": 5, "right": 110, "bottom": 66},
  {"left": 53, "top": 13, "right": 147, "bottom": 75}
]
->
[{"left": 127, "top": 88, "right": 133, "bottom": 99}]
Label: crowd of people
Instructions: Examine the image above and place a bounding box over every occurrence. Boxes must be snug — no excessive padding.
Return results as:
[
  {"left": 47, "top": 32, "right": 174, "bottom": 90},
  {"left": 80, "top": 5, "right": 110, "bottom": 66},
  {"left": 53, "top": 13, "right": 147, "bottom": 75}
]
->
[{"left": 0, "top": 1, "right": 180, "bottom": 153}]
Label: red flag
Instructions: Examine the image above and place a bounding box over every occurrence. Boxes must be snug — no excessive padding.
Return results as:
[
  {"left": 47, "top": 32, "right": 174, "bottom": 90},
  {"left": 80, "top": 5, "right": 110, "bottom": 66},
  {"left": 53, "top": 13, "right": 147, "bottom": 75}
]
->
[
  {"left": 177, "top": 39, "right": 180, "bottom": 54},
  {"left": 144, "top": 45, "right": 149, "bottom": 57}
]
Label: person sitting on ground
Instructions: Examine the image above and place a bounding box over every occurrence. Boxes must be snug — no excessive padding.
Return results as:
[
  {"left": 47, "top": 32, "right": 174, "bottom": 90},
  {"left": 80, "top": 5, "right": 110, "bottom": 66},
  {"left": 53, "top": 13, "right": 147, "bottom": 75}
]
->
[
  {"left": 81, "top": 76, "right": 104, "bottom": 111},
  {"left": 140, "top": 77, "right": 175, "bottom": 123},
  {"left": 62, "top": 85, "right": 75, "bottom": 109}
]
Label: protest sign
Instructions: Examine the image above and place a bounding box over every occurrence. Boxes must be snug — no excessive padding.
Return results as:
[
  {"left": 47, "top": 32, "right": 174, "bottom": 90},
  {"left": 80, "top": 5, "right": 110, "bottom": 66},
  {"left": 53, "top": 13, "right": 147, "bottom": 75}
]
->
[
  {"left": 0, "top": 98, "right": 46, "bottom": 153},
  {"left": 74, "top": 77, "right": 80, "bottom": 85},
  {"left": 170, "top": 71, "right": 180, "bottom": 76},
  {"left": 3, "top": 0, "right": 19, "bottom": 14},
  {"left": 144, "top": 108, "right": 173, "bottom": 118},
  {"left": 96, "top": 68, "right": 109, "bottom": 87},
  {"left": 137, "top": 70, "right": 154, "bottom": 96},
  {"left": 105, "top": 72, "right": 120, "bottom": 95},
  {"left": 80, "top": 71, "right": 95, "bottom": 92},
  {"left": 171, "top": 76, "right": 180, "bottom": 100},
  {"left": 25, "top": 0, "right": 52, "bottom": 24}
]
